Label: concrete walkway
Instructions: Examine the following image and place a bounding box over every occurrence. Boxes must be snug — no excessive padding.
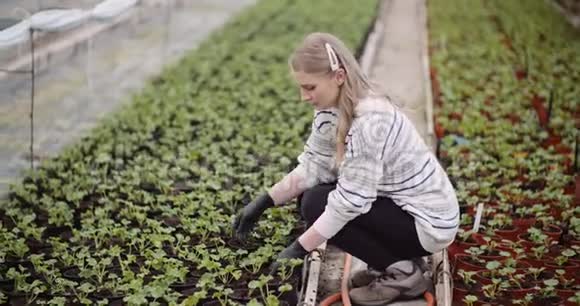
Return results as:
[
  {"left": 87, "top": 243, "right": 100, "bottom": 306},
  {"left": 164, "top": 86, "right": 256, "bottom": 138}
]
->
[
  {"left": 0, "top": 0, "right": 255, "bottom": 198},
  {"left": 316, "top": 0, "right": 435, "bottom": 305},
  {"left": 370, "top": 0, "right": 434, "bottom": 149}
]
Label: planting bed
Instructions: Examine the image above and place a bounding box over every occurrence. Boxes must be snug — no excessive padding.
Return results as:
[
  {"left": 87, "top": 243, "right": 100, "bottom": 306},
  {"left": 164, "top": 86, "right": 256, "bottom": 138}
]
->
[
  {"left": 0, "top": 0, "right": 379, "bottom": 305},
  {"left": 428, "top": 0, "right": 579, "bottom": 305}
]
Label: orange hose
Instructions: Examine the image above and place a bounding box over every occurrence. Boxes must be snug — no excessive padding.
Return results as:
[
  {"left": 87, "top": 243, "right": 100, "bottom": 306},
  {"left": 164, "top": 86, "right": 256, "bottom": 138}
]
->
[
  {"left": 318, "top": 253, "right": 436, "bottom": 306},
  {"left": 424, "top": 291, "right": 436, "bottom": 306},
  {"left": 319, "top": 293, "right": 341, "bottom": 306},
  {"left": 340, "top": 254, "right": 352, "bottom": 306}
]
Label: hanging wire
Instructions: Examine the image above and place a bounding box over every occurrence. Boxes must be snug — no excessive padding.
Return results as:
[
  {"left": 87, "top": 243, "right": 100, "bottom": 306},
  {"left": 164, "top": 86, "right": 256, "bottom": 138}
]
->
[{"left": 29, "top": 28, "right": 35, "bottom": 170}]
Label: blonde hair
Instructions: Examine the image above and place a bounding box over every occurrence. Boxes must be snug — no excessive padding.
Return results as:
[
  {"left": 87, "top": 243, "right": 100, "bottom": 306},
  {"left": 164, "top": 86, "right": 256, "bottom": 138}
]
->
[{"left": 289, "top": 32, "right": 382, "bottom": 166}]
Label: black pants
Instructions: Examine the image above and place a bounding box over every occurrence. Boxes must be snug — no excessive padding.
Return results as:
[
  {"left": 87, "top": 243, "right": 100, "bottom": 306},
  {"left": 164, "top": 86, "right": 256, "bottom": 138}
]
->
[{"left": 297, "top": 183, "right": 431, "bottom": 270}]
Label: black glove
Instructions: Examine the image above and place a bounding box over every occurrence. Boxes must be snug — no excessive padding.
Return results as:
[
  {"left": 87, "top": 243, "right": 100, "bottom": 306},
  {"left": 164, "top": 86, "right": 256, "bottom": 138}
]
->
[
  {"left": 269, "top": 240, "right": 308, "bottom": 274},
  {"left": 232, "top": 193, "right": 275, "bottom": 240}
]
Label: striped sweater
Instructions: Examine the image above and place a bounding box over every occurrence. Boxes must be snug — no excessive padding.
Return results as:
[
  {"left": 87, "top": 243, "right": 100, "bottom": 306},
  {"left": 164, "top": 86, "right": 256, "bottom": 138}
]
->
[{"left": 295, "top": 96, "right": 459, "bottom": 253}]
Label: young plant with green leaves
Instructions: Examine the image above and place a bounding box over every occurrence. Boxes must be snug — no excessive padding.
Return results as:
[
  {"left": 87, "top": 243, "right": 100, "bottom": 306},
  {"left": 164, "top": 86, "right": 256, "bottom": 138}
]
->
[
  {"left": 513, "top": 293, "right": 534, "bottom": 306},
  {"left": 527, "top": 267, "right": 546, "bottom": 282},
  {"left": 568, "top": 292, "right": 580, "bottom": 305},
  {"left": 481, "top": 278, "right": 507, "bottom": 302},
  {"left": 463, "top": 295, "right": 478, "bottom": 306},
  {"left": 216, "top": 264, "right": 242, "bottom": 285},
  {"left": 553, "top": 248, "right": 576, "bottom": 266},
  {"left": 29, "top": 255, "right": 61, "bottom": 291},
  {"left": 537, "top": 279, "right": 558, "bottom": 301},
  {"left": 457, "top": 269, "right": 477, "bottom": 288},
  {"left": 275, "top": 258, "right": 303, "bottom": 281},
  {"left": 211, "top": 285, "right": 235, "bottom": 306},
  {"left": 248, "top": 274, "right": 293, "bottom": 306}
]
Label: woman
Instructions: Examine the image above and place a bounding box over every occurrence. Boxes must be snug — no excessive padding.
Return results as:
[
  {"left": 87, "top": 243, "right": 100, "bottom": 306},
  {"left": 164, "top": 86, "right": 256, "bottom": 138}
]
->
[{"left": 233, "top": 32, "right": 459, "bottom": 305}]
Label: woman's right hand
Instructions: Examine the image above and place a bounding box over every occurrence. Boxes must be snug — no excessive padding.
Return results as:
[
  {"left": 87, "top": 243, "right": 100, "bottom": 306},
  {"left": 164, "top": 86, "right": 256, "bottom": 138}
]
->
[{"left": 232, "top": 193, "right": 275, "bottom": 240}]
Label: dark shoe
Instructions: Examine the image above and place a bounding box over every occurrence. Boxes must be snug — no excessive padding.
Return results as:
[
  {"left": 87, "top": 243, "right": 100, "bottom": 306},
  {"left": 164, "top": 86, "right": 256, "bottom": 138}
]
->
[
  {"left": 349, "top": 267, "right": 382, "bottom": 288},
  {"left": 349, "top": 260, "right": 428, "bottom": 306}
]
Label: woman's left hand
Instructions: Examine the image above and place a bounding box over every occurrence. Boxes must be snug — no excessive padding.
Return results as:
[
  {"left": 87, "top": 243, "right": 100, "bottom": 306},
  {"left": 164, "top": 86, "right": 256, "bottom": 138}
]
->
[{"left": 269, "top": 240, "right": 309, "bottom": 274}]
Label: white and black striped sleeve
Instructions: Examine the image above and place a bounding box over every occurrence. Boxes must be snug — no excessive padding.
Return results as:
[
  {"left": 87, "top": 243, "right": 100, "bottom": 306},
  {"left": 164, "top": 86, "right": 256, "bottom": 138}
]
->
[{"left": 295, "top": 109, "right": 339, "bottom": 187}]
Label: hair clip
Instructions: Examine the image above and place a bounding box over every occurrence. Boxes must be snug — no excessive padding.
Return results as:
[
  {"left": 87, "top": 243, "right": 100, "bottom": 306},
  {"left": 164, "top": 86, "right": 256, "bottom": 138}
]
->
[{"left": 325, "top": 43, "right": 340, "bottom": 71}]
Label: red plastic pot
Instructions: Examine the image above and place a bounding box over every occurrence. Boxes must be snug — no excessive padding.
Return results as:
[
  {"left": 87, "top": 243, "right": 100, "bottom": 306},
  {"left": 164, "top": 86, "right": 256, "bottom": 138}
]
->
[
  {"left": 550, "top": 207, "right": 564, "bottom": 219},
  {"left": 523, "top": 256, "right": 554, "bottom": 268},
  {"left": 474, "top": 274, "right": 537, "bottom": 300},
  {"left": 473, "top": 271, "right": 498, "bottom": 286},
  {"left": 447, "top": 241, "right": 475, "bottom": 260},
  {"left": 570, "top": 256, "right": 580, "bottom": 267},
  {"left": 545, "top": 260, "right": 579, "bottom": 279},
  {"left": 543, "top": 224, "right": 563, "bottom": 241},
  {"left": 512, "top": 218, "right": 535, "bottom": 233},
  {"left": 501, "top": 286, "right": 538, "bottom": 300},
  {"left": 452, "top": 286, "right": 469, "bottom": 306},
  {"left": 501, "top": 259, "right": 532, "bottom": 274},
  {"left": 494, "top": 226, "right": 520, "bottom": 241},
  {"left": 516, "top": 233, "right": 550, "bottom": 251},
  {"left": 474, "top": 261, "right": 532, "bottom": 286},
  {"left": 447, "top": 232, "right": 486, "bottom": 259},
  {"left": 517, "top": 239, "right": 536, "bottom": 252},
  {"left": 557, "top": 288, "right": 577, "bottom": 305},
  {"left": 454, "top": 254, "right": 486, "bottom": 273},
  {"left": 452, "top": 283, "right": 482, "bottom": 306}
]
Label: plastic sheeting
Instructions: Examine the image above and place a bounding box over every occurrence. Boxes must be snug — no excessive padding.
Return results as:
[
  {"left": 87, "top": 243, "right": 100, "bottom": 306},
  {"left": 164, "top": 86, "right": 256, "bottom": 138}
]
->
[
  {"left": 30, "top": 9, "right": 91, "bottom": 32},
  {"left": 92, "top": 0, "right": 139, "bottom": 20},
  {"left": 0, "top": 20, "right": 30, "bottom": 49},
  {"left": 0, "top": 0, "right": 140, "bottom": 49}
]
